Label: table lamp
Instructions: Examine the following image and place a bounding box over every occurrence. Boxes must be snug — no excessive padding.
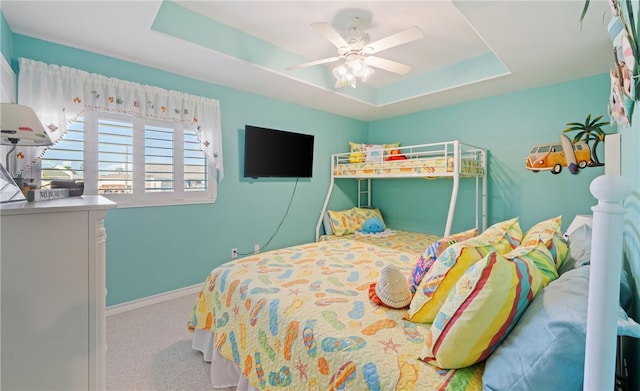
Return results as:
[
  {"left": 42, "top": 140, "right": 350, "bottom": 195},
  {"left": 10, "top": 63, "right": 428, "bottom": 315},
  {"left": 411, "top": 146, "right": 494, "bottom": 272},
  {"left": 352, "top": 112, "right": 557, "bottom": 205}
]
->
[{"left": 1, "top": 103, "right": 53, "bottom": 203}]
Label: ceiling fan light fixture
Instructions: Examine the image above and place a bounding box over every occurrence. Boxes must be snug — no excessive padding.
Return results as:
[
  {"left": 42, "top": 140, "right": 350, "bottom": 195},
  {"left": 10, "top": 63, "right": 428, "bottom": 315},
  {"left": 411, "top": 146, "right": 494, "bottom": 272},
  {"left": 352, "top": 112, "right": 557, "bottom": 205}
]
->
[
  {"left": 333, "top": 56, "right": 374, "bottom": 88},
  {"left": 333, "top": 64, "right": 348, "bottom": 78},
  {"left": 360, "top": 66, "right": 374, "bottom": 82},
  {"left": 290, "top": 18, "right": 423, "bottom": 89}
]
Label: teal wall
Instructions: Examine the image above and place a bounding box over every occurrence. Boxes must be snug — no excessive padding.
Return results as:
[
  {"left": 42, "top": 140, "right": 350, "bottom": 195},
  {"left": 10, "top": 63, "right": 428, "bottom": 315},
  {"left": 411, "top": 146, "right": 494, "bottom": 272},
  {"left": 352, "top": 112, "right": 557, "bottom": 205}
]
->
[{"left": 368, "top": 75, "right": 609, "bottom": 234}]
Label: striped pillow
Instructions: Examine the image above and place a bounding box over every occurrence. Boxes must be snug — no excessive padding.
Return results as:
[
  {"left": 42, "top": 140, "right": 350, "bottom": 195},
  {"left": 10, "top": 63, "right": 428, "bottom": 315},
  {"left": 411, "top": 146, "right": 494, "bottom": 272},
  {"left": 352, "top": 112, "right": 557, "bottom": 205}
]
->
[
  {"left": 419, "top": 240, "right": 552, "bottom": 369},
  {"left": 405, "top": 217, "right": 522, "bottom": 323},
  {"left": 409, "top": 228, "right": 479, "bottom": 293},
  {"left": 522, "top": 216, "right": 568, "bottom": 270}
]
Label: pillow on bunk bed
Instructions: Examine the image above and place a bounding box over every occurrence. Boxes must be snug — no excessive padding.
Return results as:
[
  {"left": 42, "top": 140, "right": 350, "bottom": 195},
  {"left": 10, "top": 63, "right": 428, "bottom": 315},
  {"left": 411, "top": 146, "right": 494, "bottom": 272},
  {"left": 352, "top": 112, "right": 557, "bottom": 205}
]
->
[
  {"left": 482, "top": 264, "right": 640, "bottom": 391},
  {"left": 354, "top": 207, "right": 385, "bottom": 228},
  {"left": 327, "top": 208, "right": 360, "bottom": 236},
  {"left": 521, "top": 215, "right": 569, "bottom": 271},
  {"left": 419, "top": 239, "right": 551, "bottom": 369},
  {"left": 405, "top": 217, "right": 522, "bottom": 323},
  {"left": 327, "top": 207, "right": 387, "bottom": 236},
  {"left": 349, "top": 142, "right": 366, "bottom": 163},
  {"left": 409, "top": 227, "right": 478, "bottom": 293},
  {"left": 349, "top": 142, "right": 400, "bottom": 163},
  {"left": 364, "top": 144, "right": 384, "bottom": 163}
]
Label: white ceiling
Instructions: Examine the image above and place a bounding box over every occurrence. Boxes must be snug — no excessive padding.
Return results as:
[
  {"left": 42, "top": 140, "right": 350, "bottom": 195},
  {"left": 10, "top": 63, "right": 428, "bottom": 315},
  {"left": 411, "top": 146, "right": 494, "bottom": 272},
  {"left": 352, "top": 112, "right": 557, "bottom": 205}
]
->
[{"left": 1, "top": 0, "right": 614, "bottom": 121}]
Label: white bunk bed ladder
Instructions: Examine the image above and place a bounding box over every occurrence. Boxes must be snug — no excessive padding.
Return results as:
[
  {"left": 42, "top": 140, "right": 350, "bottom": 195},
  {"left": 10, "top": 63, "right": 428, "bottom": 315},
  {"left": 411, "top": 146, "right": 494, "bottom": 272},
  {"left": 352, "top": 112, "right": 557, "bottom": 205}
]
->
[{"left": 357, "top": 179, "right": 372, "bottom": 208}]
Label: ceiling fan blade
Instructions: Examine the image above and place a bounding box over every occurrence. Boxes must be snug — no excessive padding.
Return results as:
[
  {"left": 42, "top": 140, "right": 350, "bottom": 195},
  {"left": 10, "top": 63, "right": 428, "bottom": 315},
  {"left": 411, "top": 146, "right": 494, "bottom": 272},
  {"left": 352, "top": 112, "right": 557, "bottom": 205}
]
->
[
  {"left": 365, "top": 56, "right": 412, "bottom": 75},
  {"left": 311, "top": 22, "right": 350, "bottom": 50},
  {"left": 285, "top": 56, "right": 342, "bottom": 71},
  {"left": 365, "top": 26, "right": 424, "bottom": 54}
]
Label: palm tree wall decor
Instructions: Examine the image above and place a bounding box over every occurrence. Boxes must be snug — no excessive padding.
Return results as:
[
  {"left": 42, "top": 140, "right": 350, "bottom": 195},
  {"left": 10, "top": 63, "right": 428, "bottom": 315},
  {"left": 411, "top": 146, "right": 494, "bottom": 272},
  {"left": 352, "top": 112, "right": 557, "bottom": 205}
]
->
[{"left": 563, "top": 114, "right": 610, "bottom": 166}]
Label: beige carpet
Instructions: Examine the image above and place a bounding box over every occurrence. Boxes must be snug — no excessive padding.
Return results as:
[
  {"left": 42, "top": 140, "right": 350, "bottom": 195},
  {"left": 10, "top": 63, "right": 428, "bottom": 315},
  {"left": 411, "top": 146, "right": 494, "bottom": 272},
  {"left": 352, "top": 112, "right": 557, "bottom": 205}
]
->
[{"left": 106, "top": 293, "right": 235, "bottom": 391}]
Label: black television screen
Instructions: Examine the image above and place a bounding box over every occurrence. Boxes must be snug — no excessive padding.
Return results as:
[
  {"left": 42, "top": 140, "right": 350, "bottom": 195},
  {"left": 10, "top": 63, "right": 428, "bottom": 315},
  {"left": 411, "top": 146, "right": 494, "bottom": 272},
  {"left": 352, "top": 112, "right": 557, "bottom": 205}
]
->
[{"left": 244, "top": 125, "right": 314, "bottom": 178}]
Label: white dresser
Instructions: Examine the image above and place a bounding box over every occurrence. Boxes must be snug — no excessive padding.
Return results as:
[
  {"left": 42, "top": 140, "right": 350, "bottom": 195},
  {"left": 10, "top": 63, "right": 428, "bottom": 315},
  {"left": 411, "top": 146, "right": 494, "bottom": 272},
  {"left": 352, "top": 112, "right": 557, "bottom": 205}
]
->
[{"left": 1, "top": 196, "right": 116, "bottom": 390}]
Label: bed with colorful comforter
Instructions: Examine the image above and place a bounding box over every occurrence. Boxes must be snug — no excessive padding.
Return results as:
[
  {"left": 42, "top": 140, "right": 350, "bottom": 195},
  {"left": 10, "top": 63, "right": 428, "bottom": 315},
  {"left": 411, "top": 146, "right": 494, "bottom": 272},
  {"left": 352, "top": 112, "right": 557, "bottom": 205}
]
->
[
  {"left": 188, "top": 236, "right": 484, "bottom": 390},
  {"left": 318, "top": 229, "right": 440, "bottom": 252},
  {"left": 188, "top": 213, "right": 638, "bottom": 391}
]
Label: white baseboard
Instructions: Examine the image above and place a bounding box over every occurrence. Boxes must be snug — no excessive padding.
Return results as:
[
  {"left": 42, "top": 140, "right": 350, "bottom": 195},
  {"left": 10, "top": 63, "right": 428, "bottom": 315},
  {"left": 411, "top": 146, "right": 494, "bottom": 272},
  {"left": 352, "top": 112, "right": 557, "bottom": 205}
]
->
[{"left": 106, "top": 283, "right": 202, "bottom": 317}]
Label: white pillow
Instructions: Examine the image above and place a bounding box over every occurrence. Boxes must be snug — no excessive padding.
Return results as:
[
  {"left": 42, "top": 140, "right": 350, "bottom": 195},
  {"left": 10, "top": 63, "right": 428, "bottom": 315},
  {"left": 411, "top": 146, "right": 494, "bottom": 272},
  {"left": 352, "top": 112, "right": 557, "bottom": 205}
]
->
[{"left": 365, "top": 144, "right": 384, "bottom": 163}]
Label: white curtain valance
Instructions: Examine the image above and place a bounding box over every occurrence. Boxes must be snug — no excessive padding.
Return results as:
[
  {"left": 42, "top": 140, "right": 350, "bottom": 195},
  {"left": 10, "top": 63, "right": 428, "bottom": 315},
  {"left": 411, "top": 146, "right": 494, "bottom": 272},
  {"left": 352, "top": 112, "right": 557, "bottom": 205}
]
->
[{"left": 14, "top": 58, "right": 224, "bottom": 181}]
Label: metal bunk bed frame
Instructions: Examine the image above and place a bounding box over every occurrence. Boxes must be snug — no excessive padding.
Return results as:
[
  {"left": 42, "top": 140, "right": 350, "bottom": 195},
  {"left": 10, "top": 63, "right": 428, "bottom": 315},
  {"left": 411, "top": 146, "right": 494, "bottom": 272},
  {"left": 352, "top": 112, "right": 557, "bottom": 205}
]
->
[{"left": 315, "top": 140, "right": 488, "bottom": 241}]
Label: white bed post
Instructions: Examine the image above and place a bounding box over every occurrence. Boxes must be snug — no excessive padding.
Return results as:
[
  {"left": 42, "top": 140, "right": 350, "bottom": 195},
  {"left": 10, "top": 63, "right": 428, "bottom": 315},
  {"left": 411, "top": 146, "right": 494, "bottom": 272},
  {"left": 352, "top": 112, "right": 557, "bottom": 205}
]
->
[{"left": 583, "top": 174, "right": 630, "bottom": 391}]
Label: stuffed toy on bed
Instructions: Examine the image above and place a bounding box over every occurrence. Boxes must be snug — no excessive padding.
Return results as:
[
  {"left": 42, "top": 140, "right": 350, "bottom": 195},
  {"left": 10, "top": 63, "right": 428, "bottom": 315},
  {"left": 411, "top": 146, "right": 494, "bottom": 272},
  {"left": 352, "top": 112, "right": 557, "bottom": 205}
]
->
[
  {"left": 356, "top": 217, "right": 396, "bottom": 238},
  {"left": 360, "top": 217, "right": 385, "bottom": 234},
  {"left": 386, "top": 149, "right": 407, "bottom": 161}
]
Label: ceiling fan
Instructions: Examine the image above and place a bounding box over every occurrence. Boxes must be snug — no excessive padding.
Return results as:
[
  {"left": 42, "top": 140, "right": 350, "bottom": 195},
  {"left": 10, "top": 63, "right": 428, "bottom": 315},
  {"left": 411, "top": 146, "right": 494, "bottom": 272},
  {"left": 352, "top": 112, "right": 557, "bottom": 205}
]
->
[{"left": 286, "top": 17, "right": 424, "bottom": 87}]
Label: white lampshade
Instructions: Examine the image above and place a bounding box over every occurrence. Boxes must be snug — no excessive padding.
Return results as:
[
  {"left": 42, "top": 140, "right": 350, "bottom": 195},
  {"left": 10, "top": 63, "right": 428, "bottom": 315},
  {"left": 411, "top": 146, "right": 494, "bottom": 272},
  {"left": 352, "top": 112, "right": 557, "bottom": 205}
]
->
[{"left": 1, "top": 103, "right": 52, "bottom": 146}]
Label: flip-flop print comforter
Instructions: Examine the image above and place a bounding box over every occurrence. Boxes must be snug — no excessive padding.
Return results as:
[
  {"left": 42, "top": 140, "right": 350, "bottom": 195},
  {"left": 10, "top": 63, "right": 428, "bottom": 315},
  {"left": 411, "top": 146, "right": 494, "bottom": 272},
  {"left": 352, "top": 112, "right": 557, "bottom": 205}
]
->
[
  {"left": 188, "top": 239, "right": 483, "bottom": 390},
  {"left": 318, "top": 229, "right": 440, "bottom": 254}
]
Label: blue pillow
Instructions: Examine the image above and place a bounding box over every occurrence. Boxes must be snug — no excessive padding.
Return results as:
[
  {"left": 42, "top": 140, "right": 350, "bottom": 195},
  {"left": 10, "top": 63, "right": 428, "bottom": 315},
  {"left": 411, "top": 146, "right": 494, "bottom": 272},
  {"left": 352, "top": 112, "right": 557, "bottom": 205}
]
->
[
  {"left": 483, "top": 265, "right": 640, "bottom": 391},
  {"left": 556, "top": 223, "right": 633, "bottom": 310}
]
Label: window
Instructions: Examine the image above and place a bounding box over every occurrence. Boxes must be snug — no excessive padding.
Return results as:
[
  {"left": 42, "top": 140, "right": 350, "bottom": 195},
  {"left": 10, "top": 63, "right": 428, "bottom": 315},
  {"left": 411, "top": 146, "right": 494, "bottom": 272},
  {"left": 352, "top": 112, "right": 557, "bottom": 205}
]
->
[{"left": 40, "top": 110, "right": 215, "bottom": 206}]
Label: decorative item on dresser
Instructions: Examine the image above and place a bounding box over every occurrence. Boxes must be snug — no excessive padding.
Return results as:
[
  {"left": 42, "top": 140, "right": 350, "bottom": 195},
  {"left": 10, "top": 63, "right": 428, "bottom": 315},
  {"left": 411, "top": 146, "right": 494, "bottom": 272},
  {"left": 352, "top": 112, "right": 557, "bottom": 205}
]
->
[
  {"left": 0, "top": 103, "right": 53, "bottom": 203},
  {"left": 0, "top": 195, "right": 116, "bottom": 390}
]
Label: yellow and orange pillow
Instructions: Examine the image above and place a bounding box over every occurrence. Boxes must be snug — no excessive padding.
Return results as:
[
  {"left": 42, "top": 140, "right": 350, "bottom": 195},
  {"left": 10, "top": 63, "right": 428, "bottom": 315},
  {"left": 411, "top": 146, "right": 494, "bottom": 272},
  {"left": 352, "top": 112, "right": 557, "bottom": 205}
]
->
[
  {"left": 405, "top": 217, "right": 522, "bottom": 323},
  {"left": 354, "top": 207, "right": 385, "bottom": 228},
  {"left": 405, "top": 216, "right": 567, "bottom": 369},
  {"left": 409, "top": 228, "right": 479, "bottom": 293},
  {"left": 348, "top": 142, "right": 400, "bottom": 163},
  {"left": 419, "top": 239, "right": 553, "bottom": 368},
  {"left": 327, "top": 208, "right": 360, "bottom": 237},
  {"left": 521, "top": 215, "right": 568, "bottom": 272},
  {"left": 327, "top": 207, "right": 385, "bottom": 237}
]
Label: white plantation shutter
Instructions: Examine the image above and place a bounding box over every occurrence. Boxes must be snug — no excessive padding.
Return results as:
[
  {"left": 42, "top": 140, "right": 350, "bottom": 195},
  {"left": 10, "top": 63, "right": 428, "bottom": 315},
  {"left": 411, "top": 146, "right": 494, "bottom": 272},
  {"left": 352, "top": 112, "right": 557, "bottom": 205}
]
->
[
  {"left": 145, "top": 124, "right": 174, "bottom": 193},
  {"left": 40, "top": 110, "right": 215, "bottom": 206},
  {"left": 184, "top": 129, "right": 208, "bottom": 192},
  {"left": 98, "top": 118, "right": 134, "bottom": 195},
  {"left": 41, "top": 118, "right": 84, "bottom": 187}
]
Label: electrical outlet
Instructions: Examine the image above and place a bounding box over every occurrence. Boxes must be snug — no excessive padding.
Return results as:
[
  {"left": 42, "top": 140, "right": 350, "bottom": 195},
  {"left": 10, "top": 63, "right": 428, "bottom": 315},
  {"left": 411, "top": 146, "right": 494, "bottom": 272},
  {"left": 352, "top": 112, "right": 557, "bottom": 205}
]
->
[
  {"left": 254, "top": 244, "right": 260, "bottom": 254},
  {"left": 231, "top": 248, "right": 238, "bottom": 258}
]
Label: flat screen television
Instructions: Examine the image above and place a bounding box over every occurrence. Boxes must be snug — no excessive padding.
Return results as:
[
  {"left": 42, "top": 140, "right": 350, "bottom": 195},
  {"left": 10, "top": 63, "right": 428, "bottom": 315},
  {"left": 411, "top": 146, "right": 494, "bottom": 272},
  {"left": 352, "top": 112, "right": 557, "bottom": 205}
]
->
[{"left": 244, "top": 125, "right": 314, "bottom": 178}]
